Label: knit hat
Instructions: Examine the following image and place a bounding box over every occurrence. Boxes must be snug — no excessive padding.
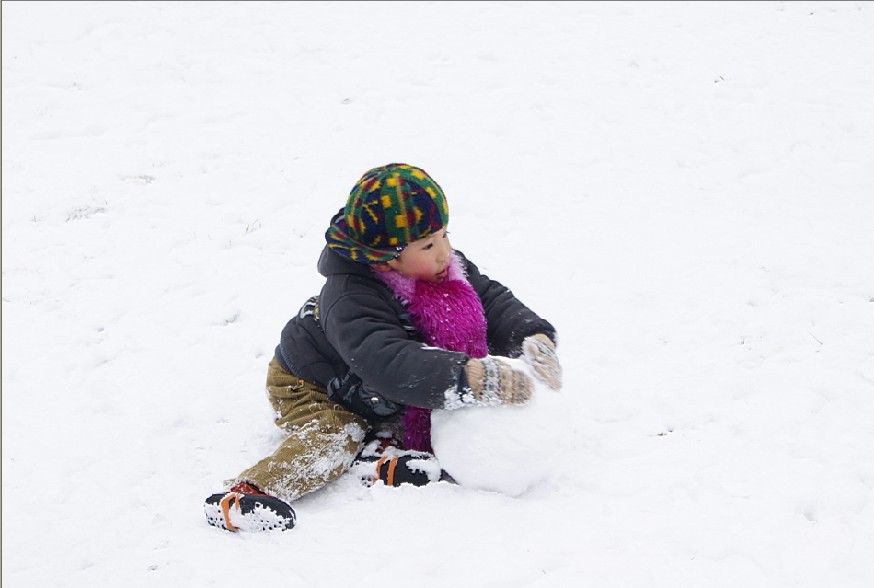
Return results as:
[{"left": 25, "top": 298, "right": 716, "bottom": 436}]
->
[{"left": 325, "top": 163, "right": 449, "bottom": 264}]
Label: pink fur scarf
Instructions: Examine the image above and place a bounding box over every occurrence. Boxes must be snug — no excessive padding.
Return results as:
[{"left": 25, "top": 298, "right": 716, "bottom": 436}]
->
[{"left": 376, "top": 253, "right": 489, "bottom": 452}]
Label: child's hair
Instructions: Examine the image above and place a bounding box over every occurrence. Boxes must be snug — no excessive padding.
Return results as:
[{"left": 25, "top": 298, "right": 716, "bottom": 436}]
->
[{"left": 325, "top": 163, "right": 449, "bottom": 263}]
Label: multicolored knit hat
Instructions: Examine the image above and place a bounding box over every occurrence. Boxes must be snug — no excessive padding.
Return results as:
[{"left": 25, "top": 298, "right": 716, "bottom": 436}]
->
[{"left": 325, "top": 163, "right": 449, "bottom": 263}]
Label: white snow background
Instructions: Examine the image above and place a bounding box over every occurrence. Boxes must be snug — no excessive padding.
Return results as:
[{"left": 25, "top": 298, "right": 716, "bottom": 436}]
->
[{"left": 3, "top": 1, "right": 874, "bottom": 586}]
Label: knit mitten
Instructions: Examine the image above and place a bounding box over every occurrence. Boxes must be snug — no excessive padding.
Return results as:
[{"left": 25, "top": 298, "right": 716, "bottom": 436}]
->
[
  {"left": 463, "top": 356, "right": 533, "bottom": 405},
  {"left": 522, "top": 333, "right": 562, "bottom": 390}
]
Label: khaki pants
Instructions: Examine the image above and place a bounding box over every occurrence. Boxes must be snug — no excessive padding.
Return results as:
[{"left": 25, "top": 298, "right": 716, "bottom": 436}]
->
[{"left": 230, "top": 357, "right": 368, "bottom": 504}]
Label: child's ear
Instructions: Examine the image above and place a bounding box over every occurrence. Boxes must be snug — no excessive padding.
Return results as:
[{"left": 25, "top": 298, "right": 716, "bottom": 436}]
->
[{"left": 371, "top": 263, "right": 393, "bottom": 273}]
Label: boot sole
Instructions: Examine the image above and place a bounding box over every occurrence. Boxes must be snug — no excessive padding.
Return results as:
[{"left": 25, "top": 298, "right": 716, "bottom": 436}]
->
[{"left": 204, "top": 493, "right": 296, "bottom": 532}]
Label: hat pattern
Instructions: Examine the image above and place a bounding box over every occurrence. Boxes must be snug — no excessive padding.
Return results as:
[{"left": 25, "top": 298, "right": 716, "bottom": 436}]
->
[{"left": 326, "top": 164, "right": 449, "bottom": 263}]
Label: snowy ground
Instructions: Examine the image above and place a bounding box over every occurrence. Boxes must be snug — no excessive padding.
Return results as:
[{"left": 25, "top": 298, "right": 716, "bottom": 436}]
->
[{"left": 3, "top": 1, "right": 874, "bottom": 586}]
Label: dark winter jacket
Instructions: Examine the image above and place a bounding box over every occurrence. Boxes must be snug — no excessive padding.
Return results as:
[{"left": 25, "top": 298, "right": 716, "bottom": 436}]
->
[{"left": 275, "top": 245, "right": 556, "bottom": 421}]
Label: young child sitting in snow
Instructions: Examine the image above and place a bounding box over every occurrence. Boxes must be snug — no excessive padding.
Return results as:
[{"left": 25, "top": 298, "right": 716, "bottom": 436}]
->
[{"left": 204, "top": 163, "right": 561, "bottom": 532}]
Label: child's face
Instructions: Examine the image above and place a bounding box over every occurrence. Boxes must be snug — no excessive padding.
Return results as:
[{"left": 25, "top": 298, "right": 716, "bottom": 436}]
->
[{"left": 384, "top": 228, "right": 453, "bottom": 282}]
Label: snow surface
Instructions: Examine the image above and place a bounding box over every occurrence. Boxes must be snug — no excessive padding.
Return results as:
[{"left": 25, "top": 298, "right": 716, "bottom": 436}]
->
[{"left": 3, "top": 1, "right": 874, "bottom": 586}]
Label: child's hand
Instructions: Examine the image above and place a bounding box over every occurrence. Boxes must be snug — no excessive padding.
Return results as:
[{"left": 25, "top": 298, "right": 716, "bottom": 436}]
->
[
  {"left": 522, "top": 334, "right": 562, "bottom": 390},
  {"left": 464, "top": 357, "right": 533, "bottom": 405}
]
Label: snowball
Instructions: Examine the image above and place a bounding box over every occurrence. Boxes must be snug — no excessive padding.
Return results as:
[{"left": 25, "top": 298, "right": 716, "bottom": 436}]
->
[{"left": 430, "top": 359, "right": 569, "bottom": 497}]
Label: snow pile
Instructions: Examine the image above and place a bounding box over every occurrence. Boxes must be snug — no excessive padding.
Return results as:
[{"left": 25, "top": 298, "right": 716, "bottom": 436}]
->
[{"left": 432, "top": 369, "right": 567, "bottom": 496}]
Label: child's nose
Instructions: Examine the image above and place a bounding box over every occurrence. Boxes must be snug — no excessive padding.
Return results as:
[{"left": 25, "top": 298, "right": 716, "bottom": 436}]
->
[{"left": 438, "top": 237, "right": 451, "bottom": 259}]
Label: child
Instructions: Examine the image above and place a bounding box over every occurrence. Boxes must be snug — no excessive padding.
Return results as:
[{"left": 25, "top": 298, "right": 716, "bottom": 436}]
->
[{"left": 204, "top": 163, "right": 562, "bottom": 532}]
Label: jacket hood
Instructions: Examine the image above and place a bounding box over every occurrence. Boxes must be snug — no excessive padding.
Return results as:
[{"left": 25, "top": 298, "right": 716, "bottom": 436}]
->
[{"left": 317, "top": 245, "right": 375, "bottom": 279}]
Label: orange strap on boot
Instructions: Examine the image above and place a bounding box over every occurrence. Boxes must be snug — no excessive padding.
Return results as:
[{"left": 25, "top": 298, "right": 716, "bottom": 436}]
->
[
  {"left": 219, "top": 492, "right": 244, "bottom": 531},
  {"left": 373, "top": 456, "right": 400, "bottom": 486}
]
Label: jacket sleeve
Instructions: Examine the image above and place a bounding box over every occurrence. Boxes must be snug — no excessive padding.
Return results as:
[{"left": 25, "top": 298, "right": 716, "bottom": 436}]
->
[
  {"left": 319, "top": 276, "right": 470, "bottom": 410},
  {"left": 460, "top": 253, "right": 557, "bottom": 358}
]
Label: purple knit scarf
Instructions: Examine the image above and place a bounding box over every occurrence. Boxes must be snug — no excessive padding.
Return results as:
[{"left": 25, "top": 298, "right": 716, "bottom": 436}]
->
[{"left": 377, "top": 253, "right": 489, "bottom": 452}]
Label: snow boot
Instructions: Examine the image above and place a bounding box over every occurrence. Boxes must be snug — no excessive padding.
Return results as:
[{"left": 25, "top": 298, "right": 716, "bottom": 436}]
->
[
  {"left": 351, "top": 437, "right": 446, "bottom": 487},
  {"left": 204, "top": 482, "right": 296, "bottom": 532}
]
